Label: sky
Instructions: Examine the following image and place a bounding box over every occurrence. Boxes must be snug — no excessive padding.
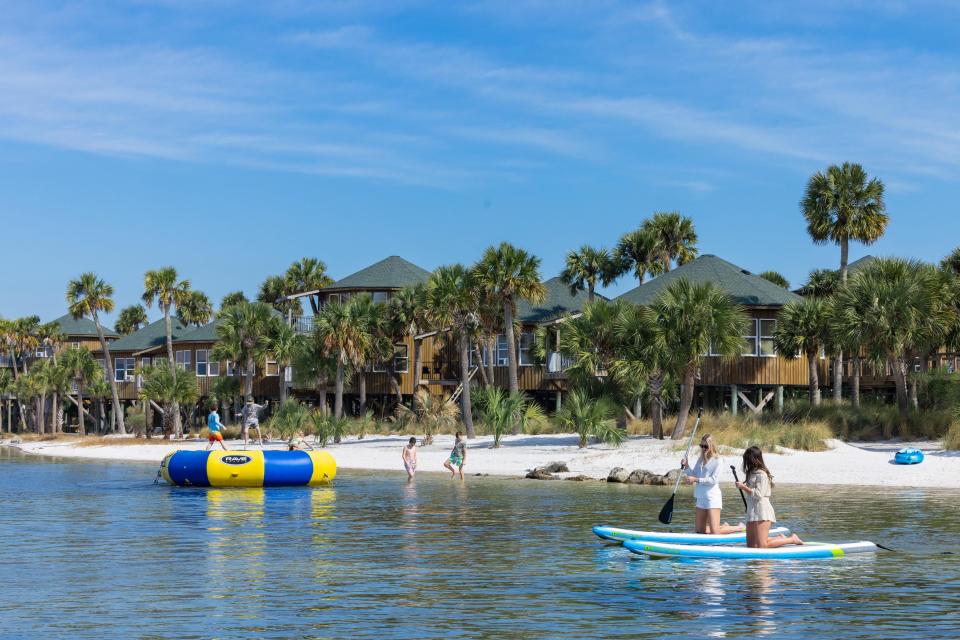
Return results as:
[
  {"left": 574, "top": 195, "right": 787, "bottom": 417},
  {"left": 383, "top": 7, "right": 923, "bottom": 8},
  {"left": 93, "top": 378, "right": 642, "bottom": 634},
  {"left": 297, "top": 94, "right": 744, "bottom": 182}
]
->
[{"left": 2, "top": 0, "right": 959, "bottom": 323}]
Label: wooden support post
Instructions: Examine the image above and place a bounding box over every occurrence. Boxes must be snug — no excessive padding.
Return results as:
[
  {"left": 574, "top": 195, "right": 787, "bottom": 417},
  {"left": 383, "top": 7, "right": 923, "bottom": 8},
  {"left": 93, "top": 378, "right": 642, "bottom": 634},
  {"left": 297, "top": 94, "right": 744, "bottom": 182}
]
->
[
  {"left": 730, "top": 384, "right": 738, "bottom": 416},
  {"left": 738, "top": 390, "right": 775, "bottom": 415},
  {"left": 776, "top": 385, "right": 784, "bottom": 413},
  {"left": 555, "top": 390, "right": 562, "bottom": 413}
]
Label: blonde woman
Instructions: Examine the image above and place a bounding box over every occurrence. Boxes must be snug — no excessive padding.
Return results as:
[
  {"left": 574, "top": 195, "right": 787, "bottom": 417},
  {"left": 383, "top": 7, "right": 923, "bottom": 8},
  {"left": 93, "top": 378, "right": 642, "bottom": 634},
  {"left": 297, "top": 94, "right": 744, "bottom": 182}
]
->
[{"left": 681, "top": 434, "right": 743, "bottom": 535}]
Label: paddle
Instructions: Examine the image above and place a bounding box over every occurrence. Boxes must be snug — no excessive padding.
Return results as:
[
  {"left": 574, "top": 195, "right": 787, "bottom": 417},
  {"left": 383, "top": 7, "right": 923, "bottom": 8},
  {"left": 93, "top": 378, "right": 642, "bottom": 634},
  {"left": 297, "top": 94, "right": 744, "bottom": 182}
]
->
[
  {"left": 658, "top": 408, "right": 703, "bottom": 525},
  {"left": 730, "top": 465, "right": 748, "bottom": 510}
]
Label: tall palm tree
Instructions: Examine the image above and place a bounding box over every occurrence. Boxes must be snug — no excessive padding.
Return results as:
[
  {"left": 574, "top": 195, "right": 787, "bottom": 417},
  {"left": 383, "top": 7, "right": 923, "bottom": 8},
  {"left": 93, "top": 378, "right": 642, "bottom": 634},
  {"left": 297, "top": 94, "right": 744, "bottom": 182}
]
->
[
  {"left": 613, "top": 227, "right": 657, "bottom": 285},
  {"left": 551, "top": 300, "right": 624, "bottom": 387},
  {"left": 758, "top": 271, "right": 790, "bottom": 289},
  {"left": 388, "top": 284, "right": 428, "bottom": 394},
  {"left": 143, "top": 267, "right": 192, "bottom": 436},
  {"left": 344, "top": 294, "right": 384, "bottom": 416},
  {"left": 473, "top": 242, "right": 546, "bottom": 397},
  {"left": 139, "top": 365, "right": 199, "bottom": 438},
  {"left": 87, "top": 377, "right": 111, "bottom": 433},
  {"left": 611, "top": 303, "right": 671, "bottom": 439},
  {"left": 560, "top": 245, "right": 615, "bottom": 302},
  {"left": 642, "top": 211, "right": 698, "bottom": 275},
  {"left": 219, "top": 291, "right": 248, "bottom": 311},
  {"left": 176, "top": 290, "right": 213, "bottom": 327},
  {"left": 834, "top": 259, "right": 945, "bottom": 437},
  {"left": 292, "top": 335, "right": 337, "bottom": 417},
  {"left": 115, "top": 305, "right": 148, "bottom": 335},
  {"left": 212, "top": 301, "right": 274, "bottom": 400},
  {"left": 654, "top": 278, "right": 748, "bottom": 439},
  {"left": 0, "top": 369, "right": 13, "bottom": 432},
  {"left": 285, "top": 257, "right": 334, "bottom": 315},
  {"left": 313, "top": 300, "right": 366, "bottom": 419},
  {"left": 802, "top": 163, "right": 888, "bottom": 403},
  {"left": 427, "top": 264, "right": 480, "bottom": 438},
  {"left": 774, "top": 298, "right": 831, "bottom": 406},
  {"left": 47, "top": 363, "right": 71, "bottom": 434},
  {"left": 67, "top": 273, "right": 126, "bottom": 434},
  {"left": 265, "top": 316, "right": 301, "bottom": 404},
  {"left": 258, "top": 275, "right": 302, "bottom": 320},
  {"left": 61, "top": 347, "right": 99, "bottom": 436}
]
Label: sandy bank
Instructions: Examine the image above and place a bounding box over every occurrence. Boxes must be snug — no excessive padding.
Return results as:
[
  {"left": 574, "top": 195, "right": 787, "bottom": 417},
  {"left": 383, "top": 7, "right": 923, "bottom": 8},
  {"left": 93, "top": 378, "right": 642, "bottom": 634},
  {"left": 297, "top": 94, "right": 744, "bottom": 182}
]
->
[{"left": 4, "top": 433, "right": 958, "bottom": 489}]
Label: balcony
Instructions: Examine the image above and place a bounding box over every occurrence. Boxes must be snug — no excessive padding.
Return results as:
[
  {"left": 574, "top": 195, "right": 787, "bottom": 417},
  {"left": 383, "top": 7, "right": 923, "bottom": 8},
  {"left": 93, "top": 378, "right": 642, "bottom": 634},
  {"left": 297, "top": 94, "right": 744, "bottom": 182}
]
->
[
  {"left": 293, "top": 316, "right": 315, "bottom": 334},
  {"left": 546, "top": 352, "right": 572, "bottom": 378}
]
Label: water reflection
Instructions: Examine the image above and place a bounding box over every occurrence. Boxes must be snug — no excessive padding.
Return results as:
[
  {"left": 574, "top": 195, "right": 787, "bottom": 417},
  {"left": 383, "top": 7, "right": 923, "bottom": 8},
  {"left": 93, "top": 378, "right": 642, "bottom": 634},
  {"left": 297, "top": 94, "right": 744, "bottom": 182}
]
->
[
  {"left": 205, "top": 488, "right": 266, "bottom": 620},
  {"left": 742, "top": 561, "right": 777, "bottom": 636}
]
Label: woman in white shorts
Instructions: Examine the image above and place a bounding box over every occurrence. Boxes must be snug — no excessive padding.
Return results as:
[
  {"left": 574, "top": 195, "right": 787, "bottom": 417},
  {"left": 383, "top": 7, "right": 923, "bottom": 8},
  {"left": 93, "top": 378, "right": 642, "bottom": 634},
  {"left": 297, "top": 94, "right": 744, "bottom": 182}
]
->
[{"left": 681, "top": 434, "right": 743, "bottom": 535}]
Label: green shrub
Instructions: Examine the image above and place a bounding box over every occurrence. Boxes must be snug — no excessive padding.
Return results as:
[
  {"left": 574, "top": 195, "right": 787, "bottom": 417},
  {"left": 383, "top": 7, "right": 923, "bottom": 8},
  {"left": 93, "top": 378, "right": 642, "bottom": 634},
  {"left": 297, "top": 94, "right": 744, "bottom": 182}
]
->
[{"left": 555, "top": 389, "right": 624, "bottom": 448}]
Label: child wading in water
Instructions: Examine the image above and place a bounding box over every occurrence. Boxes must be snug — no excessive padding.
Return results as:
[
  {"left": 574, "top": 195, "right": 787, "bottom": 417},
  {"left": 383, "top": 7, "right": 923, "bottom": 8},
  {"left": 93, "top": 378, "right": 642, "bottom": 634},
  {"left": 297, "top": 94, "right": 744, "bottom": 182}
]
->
[
  {"left": 402, "top": 437, "right": 418, "bottom": 480},
  {"left": 444, "top": 431, "right": 466, "bottom": 479},
  {"left": 681, "top": 434, "right": 743, "bottom": 535},
  {"left": 735, "top": 446, "right": 804, "bottom": 548}
]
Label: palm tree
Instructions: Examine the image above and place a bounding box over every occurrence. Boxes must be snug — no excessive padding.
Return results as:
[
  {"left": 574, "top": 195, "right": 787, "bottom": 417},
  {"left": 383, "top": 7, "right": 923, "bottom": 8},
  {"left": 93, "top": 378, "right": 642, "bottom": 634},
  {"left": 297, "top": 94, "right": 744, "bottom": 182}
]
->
[
  {"left": 292, "top": 336, "right": 337, "bottom": 417},
  {"left": 472, "top": 386, "right": 530, "bottom": 448},
  {"left": 551, "top": 300, "right": 624, "bottom": 386},
  {"left": 941, "top": 247, "right": 960, "bottom": 276},
  {"left": 258, "top": 275, "right": 302, "bottom": 320},
  {"left": 829, "top": 297, "right": 867, "bottom": 409},
  {"left": 555, "top": 388, "right": 624, "bottom": 448},
  {"left": 427, "top": 264, "right": 480, "bottom": 438},
  {"left": 473, "top": 242, "right": 546, "bottom": 399},
  {"left": 265, "top": 316, "right": 301, "bottom": 404},
  {"left": 802, "top": 163, "right": 888, "bottom": 403},
  {"left": 343, "top": 294, "right": 384, "bottom": 416},
  {"left": 397, "top": 389, "right": 460, "bottom": 446},
  {"left": 313, "top": 300, "right": 365, "bottom": 419},
  {"left": 834, "top": 259, "right": 945, "bottom": 437},
  {"left": 139, "top": 365, "right": 199, "bottom": 438},
  {"left": 46, "top": 363, "right": 71, "bottom": 434},
  {"left": 758, "top": 271, "right": 790, "bottom": 289},
  {"left": 643, "top": 211, "right": 698, "bottom": 275},
  {"left": 655, "top": 278, "right": 748, "bottom": 439},
  {"left": 219, "top": 291, "right": 248, "bottom": 311},
  {"left": 388, "top": 284, "right": 428, "bottom": 395},
  {"left": 87, "top": 377, "right": 111, "bottom": 433},
  {"left": 210, "top": 375, "right": 241, "bottom": 425},
  {"left": 560, "top": 245, "right": 615, "bottom": 302},
  {"left": 115, "top": 305, "right": 148, "bottom": 335},
  {"left": 285, "top": 258, "right": 334, "bottom": 315},
  {"left": 176, "top": 290, "right": 213, "bottom": 327},
  {"left": 67, "top": 273, "right": 126, "bottom": 434},
  {"left": 143, "top": 267, "right": 192, "bottom": 436},
  {"left": 774, "top": 298, "right": 831, "bottom": 406},
  {"left": 61, "top": 347, "right": 99, "bottom": 435},
  {"left": 212, "top": 301, "right": 274, "bottom": 400},
  {"left": 611, "top": 303, "right": 671, "bottom": 439},
  {"left": 613, "top": 227, "right": 657, "bottom": 285},
  {"left": 798, "top": 268, "right": 840, "bottom": 297},
  {"left": 0, "top": 369, "right": 13, "bottom": 432}
]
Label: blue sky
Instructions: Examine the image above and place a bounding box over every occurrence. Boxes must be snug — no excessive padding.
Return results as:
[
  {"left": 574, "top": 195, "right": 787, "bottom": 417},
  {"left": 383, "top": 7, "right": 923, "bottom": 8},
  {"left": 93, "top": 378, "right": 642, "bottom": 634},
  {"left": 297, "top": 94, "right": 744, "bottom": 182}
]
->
[{"left": 2, "top": 0, "right": 959, "bottom": 322}]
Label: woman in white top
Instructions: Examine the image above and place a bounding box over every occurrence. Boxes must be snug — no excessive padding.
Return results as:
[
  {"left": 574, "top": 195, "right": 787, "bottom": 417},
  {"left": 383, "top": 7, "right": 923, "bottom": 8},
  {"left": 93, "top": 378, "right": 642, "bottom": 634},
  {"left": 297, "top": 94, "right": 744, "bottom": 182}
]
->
[{"left": 681, "top": 434, "right": 744, "bottom": 535}]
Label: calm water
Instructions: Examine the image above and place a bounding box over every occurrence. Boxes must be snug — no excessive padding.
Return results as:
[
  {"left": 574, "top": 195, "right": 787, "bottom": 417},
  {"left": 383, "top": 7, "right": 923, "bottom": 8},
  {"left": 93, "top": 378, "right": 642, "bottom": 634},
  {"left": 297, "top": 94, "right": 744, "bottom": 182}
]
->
[{"left": 1, "top": 449, "right": 959, "bottom": 639}]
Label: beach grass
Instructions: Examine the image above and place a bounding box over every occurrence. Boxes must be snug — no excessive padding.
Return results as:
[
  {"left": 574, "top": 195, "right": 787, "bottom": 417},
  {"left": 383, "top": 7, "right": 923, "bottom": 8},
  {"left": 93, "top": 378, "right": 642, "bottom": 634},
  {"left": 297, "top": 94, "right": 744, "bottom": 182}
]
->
[{"left": 944, "top": 422, "right": 960, "bottom": 451}]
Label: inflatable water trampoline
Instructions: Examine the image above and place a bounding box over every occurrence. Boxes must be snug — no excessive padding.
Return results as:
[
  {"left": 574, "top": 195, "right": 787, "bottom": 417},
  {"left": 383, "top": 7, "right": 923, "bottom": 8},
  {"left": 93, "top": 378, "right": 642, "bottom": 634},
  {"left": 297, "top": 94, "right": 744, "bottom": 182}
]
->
[{"left": 161, "top": 450, "right": 336, "bottom": 487}]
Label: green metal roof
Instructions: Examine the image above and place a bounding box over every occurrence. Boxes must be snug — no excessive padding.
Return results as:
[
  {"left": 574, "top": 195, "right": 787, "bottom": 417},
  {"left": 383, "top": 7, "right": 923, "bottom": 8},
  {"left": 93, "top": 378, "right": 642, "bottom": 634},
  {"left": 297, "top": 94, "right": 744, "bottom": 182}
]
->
[
  {"left": 174, "top": 319, "right": 221, "bottom": 344},
  {"left": 323, "top": 255, "right": 431, "bottom": 292},
  {"left": 108, "top": 318, "right": 189, "bottom": 353},
  {"left": 615, "top": 255, "right": 802, "bottom": 307},
  {"left": 847, "top": 254, "right": 876, "bottom": 274},
  {"left": 517, "top": 277, "right": 600, "bottom": 324},
  {"left": 49, "top": 314, "right": 118, "bottom": 338}
]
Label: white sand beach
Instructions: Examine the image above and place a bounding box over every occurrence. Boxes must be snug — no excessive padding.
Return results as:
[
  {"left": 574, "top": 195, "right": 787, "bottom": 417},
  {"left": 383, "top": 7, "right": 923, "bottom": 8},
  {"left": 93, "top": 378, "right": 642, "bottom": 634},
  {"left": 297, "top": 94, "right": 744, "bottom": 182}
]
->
[{"left": 5, "top": 433, "right": 958, "bottom": 489}]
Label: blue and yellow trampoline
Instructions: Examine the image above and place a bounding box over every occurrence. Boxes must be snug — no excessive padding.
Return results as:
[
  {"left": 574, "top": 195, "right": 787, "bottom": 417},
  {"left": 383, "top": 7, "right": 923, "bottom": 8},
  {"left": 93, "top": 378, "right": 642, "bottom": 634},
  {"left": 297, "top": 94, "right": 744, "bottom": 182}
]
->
[{"left": 161, "top": 450, "right": 337, "bottom": 487}]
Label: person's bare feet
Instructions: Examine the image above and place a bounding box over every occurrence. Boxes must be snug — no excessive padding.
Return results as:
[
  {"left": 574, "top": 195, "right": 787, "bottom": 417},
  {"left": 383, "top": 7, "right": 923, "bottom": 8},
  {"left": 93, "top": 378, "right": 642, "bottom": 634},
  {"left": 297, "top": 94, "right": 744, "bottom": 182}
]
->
[{"left": 791, "top": 534, "right": 804, "bottom": 545}]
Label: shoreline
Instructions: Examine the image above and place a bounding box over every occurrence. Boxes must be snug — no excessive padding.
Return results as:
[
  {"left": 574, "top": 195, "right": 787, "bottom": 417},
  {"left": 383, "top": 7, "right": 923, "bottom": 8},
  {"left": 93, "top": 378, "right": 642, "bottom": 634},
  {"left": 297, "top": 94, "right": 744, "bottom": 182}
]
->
[{"left": 3, "top": 433, "right": 958, "bottom": 489}]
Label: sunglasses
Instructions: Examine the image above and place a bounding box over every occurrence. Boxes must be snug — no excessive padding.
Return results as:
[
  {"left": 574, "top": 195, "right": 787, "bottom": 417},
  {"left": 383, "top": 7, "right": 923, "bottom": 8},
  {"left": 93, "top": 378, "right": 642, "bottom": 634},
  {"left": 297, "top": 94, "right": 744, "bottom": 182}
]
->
[{"left": 699, "top": 444, "right": 709, "bottom": 449}]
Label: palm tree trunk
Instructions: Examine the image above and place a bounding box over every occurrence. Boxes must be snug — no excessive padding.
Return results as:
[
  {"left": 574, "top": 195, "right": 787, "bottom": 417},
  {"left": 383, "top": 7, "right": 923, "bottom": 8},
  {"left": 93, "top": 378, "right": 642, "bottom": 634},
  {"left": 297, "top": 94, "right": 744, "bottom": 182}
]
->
[
  {"left": 37, "top": 396, "right": 45, "bottom": 434},
  {"left": 486, "top": 335, "right": 496, "bottom": 389},
  {"left": 95, "top": 315, "right": 126, "bottom": 434},
  {"left": 52, "top": 391, "right": 61, "bottom": 433},
  {"left": 316, "top": 381, "right": 328, "bottom": 417},
  {"left": 459, "top": 333, "right": 475, "bottom": 438},
  {"left": 851, "top": 356, "right": 861, "bottom": 408},
  {"left": 670, "top": 368, "right": 696, "bottom": 440},
  {"left": 891, "top": 356, "right": 911, "bottom": 439},
  {"left": 358, "top": 368, "right": 367, "bottom": 416},
  {"left": 587, "top": 284, "right": 595, "bottom": 302},
  {"left": 503, "top": 301, "right": 519, "bottom": 395},
  {"left": 832, "top": 354, "right": 843, "bottom": 402},
  {"left": 840, "top": 238, "right": 849, "bottom": 283},
  {"left": 413, "top": 337, "right": 423, "bottom": 390},
  {"left": 386, "top": 364, "right": 402, "bottom": 407},
  {"left": 807, "top": 351, "right": 821, "bottom": 406},
  {"left": 334, "top": 360, "right": 344, "bottom": 419},
  {"left": 244, "top": 357, "right": 255, "bottom": 398},
  {"left": 649, "top": 373, "right": 664, "bottom": 439},
  {"left": 77, "top": 389, "right": 86, "bottom": 436},
  {"left": 164, "top": 309, "right": 182, "bottom": 437},
  {"left": 473, "top": 342, "right": 489, "bottom": 387},
  {"left": 279, "top": 365, "right": 288, "bottom": 404}
]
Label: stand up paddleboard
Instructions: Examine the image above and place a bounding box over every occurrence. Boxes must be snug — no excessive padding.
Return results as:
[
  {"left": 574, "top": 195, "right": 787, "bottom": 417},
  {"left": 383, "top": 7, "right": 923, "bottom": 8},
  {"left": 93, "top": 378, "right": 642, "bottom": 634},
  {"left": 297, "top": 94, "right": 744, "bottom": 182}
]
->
[
  {"left": 593, "top": 525, "right": 790, "bottom": 545},
  {"left": 623, "top": 539, "right": 878, "bottom": 560}
]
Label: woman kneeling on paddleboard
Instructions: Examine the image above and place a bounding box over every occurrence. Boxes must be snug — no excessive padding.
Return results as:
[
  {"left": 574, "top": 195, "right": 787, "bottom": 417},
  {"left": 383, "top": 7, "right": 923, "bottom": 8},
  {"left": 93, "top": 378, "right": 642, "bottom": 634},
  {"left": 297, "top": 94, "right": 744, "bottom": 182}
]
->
[
  {"left": 681, "top": 434, "right": 743, "bottom": 536},
  {"left": 735, "top": 446, "right": 803, "bottom": 548}
]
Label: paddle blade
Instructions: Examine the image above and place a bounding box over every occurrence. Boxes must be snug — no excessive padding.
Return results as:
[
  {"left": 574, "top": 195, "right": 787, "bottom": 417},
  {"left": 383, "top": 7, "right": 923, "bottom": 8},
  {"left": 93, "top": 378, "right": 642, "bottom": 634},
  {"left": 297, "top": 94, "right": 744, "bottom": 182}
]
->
[{"left": 658, "top": 495, "right": 675, "bottom": 525}]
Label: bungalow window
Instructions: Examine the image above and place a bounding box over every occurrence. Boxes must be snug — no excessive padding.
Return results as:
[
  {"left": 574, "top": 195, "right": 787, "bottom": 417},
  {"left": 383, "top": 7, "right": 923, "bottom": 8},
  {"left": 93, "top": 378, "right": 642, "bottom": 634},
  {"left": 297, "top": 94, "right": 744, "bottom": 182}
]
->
[
  {"left": 114, "top": 358, "right": 135, "bottom": 382},
  {"left": 469, "top": 345, "right": 491, "bottom": 368},
  {"left": 208, "top": 358, "right": 219, "bottom": 377},
  {"left": 394, "top": 344, "right": 409, "bottom": 373},
  {"left": 226, "top": 360, "right": 235, "bottom": 376},
  {"left": 371, "top": 359, "right": 385, "bottom": 373},
  {"left": 496, "top": 335, "right": 509, "bottom": 366},
  {"left": 519, "top": 332, "right": 534, "bottom": 366},
  {"left": 72, "top": 342, "right": 80, "bottom": 350},
  {"left": 175, "top": 350, "right": 191, "bottom": 371},
  {"left": 372, "top": 292, "right": 389, "bottom": 304},
  {"left": 141, "top": 357, "right": 151, "bottom": 369},
  {"left": 759, "top": 319, "right": 777, "bottom": 357},
  {"left": 327, "top": 294, "right": 341, "bottom": 306},
  {"left": 742, "top": 319, "right": 758, "bottom": 357},
  {"left": 196, "top": 350, "right": 209, "bottom": 376},
  {"left": 266, "top": 360, "right": 279, "bottom": 376}
]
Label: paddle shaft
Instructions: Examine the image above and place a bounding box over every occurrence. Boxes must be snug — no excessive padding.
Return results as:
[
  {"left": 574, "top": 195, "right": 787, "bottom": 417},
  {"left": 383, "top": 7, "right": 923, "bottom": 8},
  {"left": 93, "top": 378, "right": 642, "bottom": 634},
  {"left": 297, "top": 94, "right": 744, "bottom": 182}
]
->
[
  {"left": 669, "top": 408, "right": 703, "bottom": 496},
  {"left": 730, "top": 465, "right": 748, "bottom": 509}
]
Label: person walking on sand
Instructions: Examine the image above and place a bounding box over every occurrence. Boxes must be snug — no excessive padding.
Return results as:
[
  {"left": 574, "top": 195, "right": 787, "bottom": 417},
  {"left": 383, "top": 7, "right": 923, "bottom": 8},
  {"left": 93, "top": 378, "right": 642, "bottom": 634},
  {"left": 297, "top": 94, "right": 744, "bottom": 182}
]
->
[
  {"left": 241, "top": 396, "right": 265, "bottom": 449},
  {"left": 205, "top": 405, "right": 227, "bottom": 451},
  {"left": 443, "top": 431, "right": 466, "bottom": 479},
  {"left": 402, "top": 437, "right": 418, "bottom": 480},
  {"left": 681, "top": 434, "right": 744, "bottom": 536},
  {"left": 735, "top": 446, "right": 804, "bottom": 548}
]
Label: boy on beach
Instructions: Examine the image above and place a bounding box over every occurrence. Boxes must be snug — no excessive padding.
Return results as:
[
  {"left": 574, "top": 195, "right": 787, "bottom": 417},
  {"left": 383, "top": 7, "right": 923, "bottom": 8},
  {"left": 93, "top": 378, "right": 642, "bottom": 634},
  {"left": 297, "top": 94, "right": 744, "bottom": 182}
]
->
[
  {"left": 402, "top": 437, "right": 418, "bottom": 479},
  {"left": 206, "top": 406, "right": 227, "bottom": 450},
  {"left": 241, "top": 397, "right": 265, "bottom": 449}
]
